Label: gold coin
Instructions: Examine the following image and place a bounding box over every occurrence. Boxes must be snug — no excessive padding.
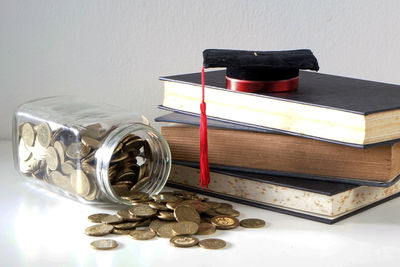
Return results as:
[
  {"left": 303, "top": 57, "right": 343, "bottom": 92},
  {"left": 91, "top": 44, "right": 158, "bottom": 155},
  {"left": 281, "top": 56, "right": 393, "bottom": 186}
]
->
[
  {"left": 205, "top": 201, "right": 222, "bottom": 209},
  {"left": 217, "top": 203, "right": 233, "bottom": 209},
  {"left": 211, "top": 215, "right": 239, "bottom": 230},
  {"left": 239, "top": 218, "right": 266, "bottom": 228},
  {"left": 85, "top": 224, "right": 113, "bottom": 236},
  {"left": 136, "top": 218, "right": 152, "bottom": 227},
  {"left": 129, "top": 205, "right": 157, "bottom": 217},
  {"left": 21, "top": 123, "right": 35, "bottom": 147},
  {"left": 110, "top": 152, "right": 129, "bottom": 163},
  {"left": 112, "top": 229, "right": 131, "bottom": 235},
  {"left": 66, "top": 142, "right": 90, "bottom": 159},
  {"left": 81, "top": 135, "right": 101, "bottom": 149},
  {"left": 36, "top": 122, "right": 52, "bottom": 148},
  {"left": 129, "top": 230, "right": 156, "bottom": 240},
  {"left": 30, "top": 141, "right": 47, "bottom": 160},
  {"left": 88, "top": 213, "right": 111, "bottom": 223},
  {"left": 45, "top": 147, "right": 59, "bottom": 171},
  {"left": 157, "top": 211, "right": 176, "bottom": 221},
  {"left": 90, "top": 239, "right": 118, "bottom": 250},
  {"left": 149, "top": 202, "right": 169, "bottom": 211},
  {"left": 81, "top": 162, "right": 96, "bottom": 177},
  {"left": 82, "top": 123, "right": 105, "bottom": 139},
  {"left": 111, "top": 184, "right": 130, "bottom": 196},
  {"left": 101, "top": 215, "right": 124, "bottom": 224},
  {"left": 18, "top": 139, "right": 32, "bottom": 161},
  {"left": 116, "top": 209, "right": 142, "bottom": 222},
  {"left": 196, "top": 223, "right": 216, "bottom": 235},
  {"left": 53, "top": 141, "right": 65, "bottom": 164},
  {"left": 174, "top": 205, "right": 201, "bottom": 224},
  {"left": 61, "top": 161, "right": 75, "bottom": 175},
  {"left": 130, "top": 176, "right": 150, "bottom": 191},
  {"left": 149, "top": 220, "right": 170, "bottom": 233},
  {"left": 166, "top": 201, "right": 183, "bottom": 210},
  {"left": 84, "top": 180, "right": 99, "bottom": 201},
  {"left": 215, "top": 207, "right": 240, "bottom": 217},
  {"left": 70, "top": 170, "right": 91, "bottom": 196},
  {"left": 156, "top": 223, "right": 177, "bottom": 238},
  {"left": 170, "top": 236, "right": 199, "bottom": 248},
  {"left": 152, "top": 193, "right": 179, "bottom": 203},
  {"left": 113, "top": 222, "right": 138, "bottom": 230},
  {"left": 181, "top": 200, "right": 210, "bottom": 213},
  {"left": 199, "top": 238, "right": 226, "bottom": 249},
  {"left": 171, "top": 221, "right": 199, "bottom": 236}
]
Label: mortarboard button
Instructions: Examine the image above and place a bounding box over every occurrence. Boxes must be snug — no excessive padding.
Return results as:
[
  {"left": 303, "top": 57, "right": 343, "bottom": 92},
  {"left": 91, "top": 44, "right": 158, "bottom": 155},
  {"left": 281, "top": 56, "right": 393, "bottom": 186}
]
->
[{"left": 203, "top": 49, "right": 319, "bottom": 93}]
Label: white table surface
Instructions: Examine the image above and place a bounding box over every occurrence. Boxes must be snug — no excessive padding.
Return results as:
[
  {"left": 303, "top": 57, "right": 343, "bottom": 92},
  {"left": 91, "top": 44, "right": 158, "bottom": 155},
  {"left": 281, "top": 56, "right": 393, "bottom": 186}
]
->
[{"left": 1, "top": 140, "right": 400, "bottom": 267}]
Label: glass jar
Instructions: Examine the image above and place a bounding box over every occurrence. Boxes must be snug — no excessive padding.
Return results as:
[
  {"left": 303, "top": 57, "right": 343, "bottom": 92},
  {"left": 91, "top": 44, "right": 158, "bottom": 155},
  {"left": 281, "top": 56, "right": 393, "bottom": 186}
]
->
[{"left": 12, "top": 96, "right": 171, "bottom": 205}]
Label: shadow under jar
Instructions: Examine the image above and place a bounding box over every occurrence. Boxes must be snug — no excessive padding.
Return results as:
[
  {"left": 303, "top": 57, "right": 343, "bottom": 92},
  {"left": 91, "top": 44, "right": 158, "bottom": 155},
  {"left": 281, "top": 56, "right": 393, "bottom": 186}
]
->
[{"left": 13, "top": 96, "right": 171, "bottom": 205}]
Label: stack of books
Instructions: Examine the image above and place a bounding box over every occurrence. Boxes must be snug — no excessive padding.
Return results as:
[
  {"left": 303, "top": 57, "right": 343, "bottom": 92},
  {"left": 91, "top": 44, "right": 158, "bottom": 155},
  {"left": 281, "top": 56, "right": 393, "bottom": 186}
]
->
[{"left": 156, "top": 70, "right": 400, "bottom": 224}]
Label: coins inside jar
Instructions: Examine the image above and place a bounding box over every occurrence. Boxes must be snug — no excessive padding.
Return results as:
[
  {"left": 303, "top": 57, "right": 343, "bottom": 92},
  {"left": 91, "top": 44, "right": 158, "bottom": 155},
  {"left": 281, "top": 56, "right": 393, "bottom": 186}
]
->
[{"left": 17, "top": 121, "right": 154, "bottom": 202}]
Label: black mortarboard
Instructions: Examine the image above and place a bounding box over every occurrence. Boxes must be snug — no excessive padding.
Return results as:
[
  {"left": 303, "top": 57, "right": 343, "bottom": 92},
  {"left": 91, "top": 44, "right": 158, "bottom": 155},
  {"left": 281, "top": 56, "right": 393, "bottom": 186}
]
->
[{"left": 203, "top": 49, "right": 319, "bottom": 92}]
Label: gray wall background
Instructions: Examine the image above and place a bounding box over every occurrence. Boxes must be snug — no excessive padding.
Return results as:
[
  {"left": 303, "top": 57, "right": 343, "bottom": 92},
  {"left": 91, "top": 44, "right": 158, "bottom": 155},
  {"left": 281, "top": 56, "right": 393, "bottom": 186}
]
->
[{"left": 1, "top": 0, "right": 399, "bottom": 140}]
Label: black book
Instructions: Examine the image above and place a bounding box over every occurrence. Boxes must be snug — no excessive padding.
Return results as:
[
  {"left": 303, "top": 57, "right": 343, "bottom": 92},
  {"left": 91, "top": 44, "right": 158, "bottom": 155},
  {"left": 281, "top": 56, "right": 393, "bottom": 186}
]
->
[{"left": 160, "top": 70, "right": 400, "bottom": 147}]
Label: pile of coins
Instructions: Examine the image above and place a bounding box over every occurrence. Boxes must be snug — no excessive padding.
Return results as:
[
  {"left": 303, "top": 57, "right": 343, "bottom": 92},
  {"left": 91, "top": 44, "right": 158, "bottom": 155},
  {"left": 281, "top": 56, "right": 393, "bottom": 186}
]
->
[
  {"left": 85, "top": 190, "right": 266, "bottom": 250},
  {"left": 17, "top": 121, "right": 152, "bottom": 202}
]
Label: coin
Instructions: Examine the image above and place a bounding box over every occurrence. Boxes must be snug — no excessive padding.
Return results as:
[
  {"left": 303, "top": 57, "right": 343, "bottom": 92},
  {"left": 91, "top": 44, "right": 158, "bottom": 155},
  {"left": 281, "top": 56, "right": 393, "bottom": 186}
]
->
[
  {"left": 70, "top": 170, "right": 91, "bottom": 196},
  {"left": 171, "top": 221, "right": 199, "bottom": 236},
  {"left": 112, "top": 229, "right": 131, "bottom": 235},
  {"left": 21, "top": 123, "right": 35, "bottom": 147},
  {"left": 157, "top": 211, "right": 176, "bottom": 221},
  {"left": 152, "top": 193, "right": 179, "bottom": 203},
  {"left": 36, "top": 122, "right": 52, "bottom": 148},
  {"left": 239, "top": 218, "right": 266, "bottom": 228},
  {"left": 81, "top": 162, "right": 96, "bottom": 177},
  {"left": 149, "top": 202, "right": 169, "bottom": 211},
  {"left": 116, "top": 209, "right": 142, "bottom": 222},
  {"left": 88, "top": 213, "right": 111, "bottom": 223},
  {"left": 130, "top": 176, "right": 150, "bottom": 191},
  {"left": 211, "top": 215, "right": 239, "bottom": 230},
  {"left": 156, "top": 223, "right": 177, "bottom": 238},
  {"left": 113, "top": 222, "right": 138, "bottom": 230},
  {"left": 30, "top": 141, "right": 47, "bottom": 160},
  {"left": 66, "top": 142, "right": 90, "bottom": 159},
  {"left": 45, "top": 147, "right": 59, "bottom": 171},
  {"left": 149, "top": 220, "right": 170, "bottom": 233},
  {"left": 174, "top": 205, "right": 201, "bottom": 224},
  {"left": 18, "top": 139, "right": 32, "bottom": 161},
  {"left": 61, "top": 161, "right": 75, "bottom": 175},
  {"left": 53, "top": 141, "right": 65, "bottom": 163},
  {"left": 81, "top": 135, "right": 101, "bottom": 149},
  {"left": 199, "top": 238, "right": 226, "bottom": 249},
  {"left": 82, "top": 123, "right": 105, "bottom": 139},
  {"left": 166, "top": 201, "right": 183, "bottom": 210},
  {"left": 196, "top": 223, "right": 216, "bottom": 235},
  {"left": 85, "top": 224, "right": 113, "bottom": 236},
  {"left": 90, "top": 239, "right": 118, "bottom": 250},
  {"left": 129, "top": 205, "right": 157, "bottom": 217},
  {"left": 215, "top": 207, "right": 240, "bottom": 217},
  {"left": 206, "top": 201, "right": 222, "bottom": 209},
  {"left": 181, "top": 200, "right": 210, "bottom": 213},
  {"left": 170, "top": 236, "right": 199, "bottom": 248},
  {"left": 129, "top": 230, "right": 156, "bottom": 240},
  {"left": 101, "top": 215, "right": 124, "bottom": 224}
]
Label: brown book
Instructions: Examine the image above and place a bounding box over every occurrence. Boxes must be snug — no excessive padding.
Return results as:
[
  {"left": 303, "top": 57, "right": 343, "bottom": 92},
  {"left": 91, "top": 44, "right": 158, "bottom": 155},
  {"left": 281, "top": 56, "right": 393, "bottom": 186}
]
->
[{"left": 161, "top": 125, "right": 400, "bottom": 184}]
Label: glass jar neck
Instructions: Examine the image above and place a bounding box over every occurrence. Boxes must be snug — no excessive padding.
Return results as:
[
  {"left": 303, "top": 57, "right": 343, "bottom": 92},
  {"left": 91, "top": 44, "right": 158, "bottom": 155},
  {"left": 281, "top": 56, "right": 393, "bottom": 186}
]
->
[{"left": 95, "top": 123, "right": 171, "bottom": 205}]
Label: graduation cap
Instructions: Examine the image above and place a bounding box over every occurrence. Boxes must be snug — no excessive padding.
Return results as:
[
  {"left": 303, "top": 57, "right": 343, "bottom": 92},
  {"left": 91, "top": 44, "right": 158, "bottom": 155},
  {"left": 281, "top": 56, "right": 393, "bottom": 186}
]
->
[
  {"left": 198, "top": 49, "right": 319, "bottom": 188},
  {"left": 203, "top": 49, "right": 319, "bottom": 93}
]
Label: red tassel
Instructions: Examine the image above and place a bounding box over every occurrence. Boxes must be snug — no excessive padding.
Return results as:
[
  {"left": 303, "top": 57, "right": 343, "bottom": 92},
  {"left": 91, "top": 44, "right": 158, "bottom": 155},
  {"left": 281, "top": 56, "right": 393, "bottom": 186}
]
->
[{"left": 199, "top": 67, "right": 210, "bottom": 188}]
